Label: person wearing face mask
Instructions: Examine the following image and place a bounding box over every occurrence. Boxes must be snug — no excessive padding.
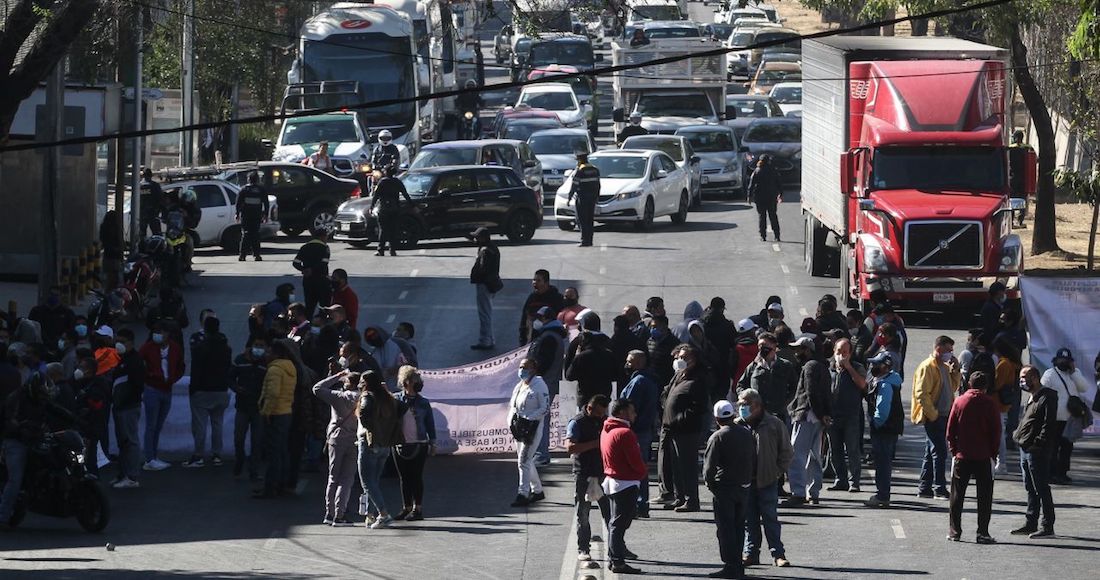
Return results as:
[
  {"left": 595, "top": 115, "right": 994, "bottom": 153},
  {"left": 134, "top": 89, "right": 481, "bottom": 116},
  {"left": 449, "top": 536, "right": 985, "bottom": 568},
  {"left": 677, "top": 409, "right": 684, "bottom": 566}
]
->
[
  {"left": 703, "top": 399, "right": 755, "bottom": 580},
  {"left": 566, "top": 394, "right": 611, "bottom": 562},
  {"left": 1039, "top": 348, "right": 1091, "bottom": 485},
  {"left": 28, "top": 285, "right": 76, "bottom": 346},
  {"left": 262, "top": 283, "right": 297, "bottom": 330},
  {"left": 995, "top": 308, "right": 1027, "bottom": 354},
  {"left": 518, "top": 269, "right": 564, "bottom": 346},
  {"left": 763, "top": 303, "right": 784, "bottom": 331},
  {"left": 658, "top": 345, "right": 709, "bottom": 513},
  {"left": 286, "top": 303, "right": 311, "bottom": 341},
  {"left": 566, "top": 312, "right": 618, "bottom": 410},
  {"left": 56, "top": 328, "right": 80, "bottom": 380},
  {"left": 732, "top": 318, "right": 760, "bottom": 385},
  {"left": 845, "top": 309, "right": 872, "bottom": 366},
  {"left": 183, "top": 316, "right": 233, "bottom": 469},
  {"left": 863, "top": 351, "right": 904, "bottom": 508},
  {"left": 735, "top": 388, "right": 792, "bottom": 568},
  {"left": 329, "top": 270, "right": 360, "bottom": 331},
  {"left": 292, "top": 227, "right": 332, "bottom": 317},
  {"left": 556, "top": 287, "right": 587, "bottom": 330},
  {"left": 1011, "top": 366, "right": 1059, "bottom": 538},
  {"left": 868, "top": 322, "right": 906, "bottom": 380},
  {"left": 825, "top": 338, "right": 867, "bottom": 493},
  {"left": 508, "top": 358, "right": 550, "bottom": 507},
  {"left": 93, "top": 325, "right": 120, "bottom": 377},
  {"left": 111, "top": 329, "right": 146, "bottom": 489},
  {"left": 393, "top": 366, "right": 436, "bottom": 521},
  {"left": 619, "top": 350, "right": 659, "bottom": 517},
  {"left": 736, "top": 332, "right": 798, "bottom": 426},
  {"left": 980, "top": 282, "right": 1008, "bottom": 340},
  {"left": 73, "top": 356, "right": 111, "bottom": 479},
  {"left": 363, "top": 326, "right": 404, "bottom": 388},
  {"left": 391, "top": 322, "right": 419, "bottom": 367},
  {"left": 646, "top": 315, "right": 681, "bottom": 387},
  {"left": 911, "top": 336, "right": 961, "bottom": 499},
  {"left": 135, "top": 323, "right": 184, "bottom": 472},
  {"left": 528, "top": 307, "right": 568, "bottom": 465},
  {"left": 337, "top": 336, "right": 381, "bottom": 375},
  {"left": 672, "top": 300, "right": 705, "bottom": 344},
  {"left": 313, "top": 368, "right": 364, "bottom": 526},
  {"left": 600, "top": 398, "right": 648, "bottom": 575},
  {"left": 231, "top": 337, "right": 269, "bottom": 481},
  {"left": 783, "top": 336, "right": 831, "bottom": 507},
  {"left": 321, "top": 304, "right": 353, "bottom": 343}
]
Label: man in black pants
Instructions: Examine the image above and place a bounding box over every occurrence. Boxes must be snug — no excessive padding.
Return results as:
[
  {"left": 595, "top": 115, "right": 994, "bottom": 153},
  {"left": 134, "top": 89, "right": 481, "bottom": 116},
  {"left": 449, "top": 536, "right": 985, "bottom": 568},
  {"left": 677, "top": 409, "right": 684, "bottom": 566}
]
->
[
  {"left": 569, "top": 151, "right": 600, "bottom": 247},
  {"left": 601, "top": 398, "right": 647, "bottom": 575},
  {"left": 660, "top": 344, "right": 709, "bottom": 512},
  {"left": 566, "top": 394, "right": 611, "bottom": 562},
  {"left": 704, "top": 400, "right": 755, "bottom": 579},
  {"left": 235, "top": 171, "right": 270, "bottom": 261},
  {"left": 1011, "top": 366, "right": 1059, "bottom": 539},
  {"left": 370, "top": 167, "right": 413, "bottom": 257},
  {"left": 748, "top": 155, "right": 782, "bottom": 242},
  {"left": 292, "top": 228, "right": 332, "bottom": 316}
]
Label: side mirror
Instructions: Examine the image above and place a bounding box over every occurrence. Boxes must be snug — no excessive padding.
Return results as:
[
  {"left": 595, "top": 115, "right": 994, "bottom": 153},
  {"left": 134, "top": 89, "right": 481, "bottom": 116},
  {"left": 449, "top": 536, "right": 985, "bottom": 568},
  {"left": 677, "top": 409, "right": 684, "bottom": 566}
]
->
[
  {"left": 399, "top": 162, "right": 409, "bottom": 171},
  {"left": 725, "top": 105, "right": 737, "bottom": 120},
  {"left": 612, "top": 108, "right": 625, "bottom": 123},
  {"left": 655, "top": 169, "right": 669, "bottom": 179},
  {"left": 261, "top": 139, "right": 274, "bottom": 149},
  {"left": 858, "top": 198, "right": 876, "bottom": 212},
  {"left": 690, "top": 155, "right": 701, "bottom": 164},
  {"left": 523, "top": 159, "right": 538, "bottom": 168},
  {"left": 1009, "top": 197, "right": 1027, "bottom": 212},
  {"left": 840, "top": 150, "right": 854, "bottom": 196},
  {"left": 738, "top": 146, "right": 749, "bottom": 154},
  {"left": 595, "top": 54, "right": 604, "bottom": 62}
]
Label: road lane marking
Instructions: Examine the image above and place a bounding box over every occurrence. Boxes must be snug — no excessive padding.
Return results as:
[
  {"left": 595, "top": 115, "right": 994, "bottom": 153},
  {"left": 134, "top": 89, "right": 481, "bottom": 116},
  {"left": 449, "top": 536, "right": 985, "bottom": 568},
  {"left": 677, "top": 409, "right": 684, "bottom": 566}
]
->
[
  {"left": 891, "top": 519, "right": 907, "bottom": 539},
  {"left": 773, "top": 244, "right": 781, "bottom": 252},
  {"left": 409, "top": 269, "right": 419, "bottom": 277},
  {"left": 789, "top": 285, "right": 799, "bottom": 296},
  {"left": 419, "top": 249, "right": 426, "bottom": 255},
  {"left": 799, "top": 308, "right": 810, "bottom": 317},
  {"left": 386, "top": 314, "right": 396, "bottom": 324},
  {"left": 599, "top": 266, "right": 606, "bottom": 275},
  {"left": 600, "top": 243, "right": 607, "bottom": 252},
  {"left": 780, "top": 264, "right": 790, "bottom": 274},
  {"left": 398, "top": 290, "right": 408, "bottom": 300},
  {"left": 262, "top": 531, "right": 280, "bottom": 552},
  {"left": 598, "top": 287, "right": 606, "bottom": 297}
]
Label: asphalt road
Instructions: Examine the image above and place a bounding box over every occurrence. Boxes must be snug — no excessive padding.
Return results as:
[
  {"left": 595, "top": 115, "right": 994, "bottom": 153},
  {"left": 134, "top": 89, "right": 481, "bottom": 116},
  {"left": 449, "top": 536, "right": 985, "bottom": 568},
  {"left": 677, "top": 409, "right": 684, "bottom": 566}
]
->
[{"left": 4, "top": 3, "right": 1100, "bottom": 579}]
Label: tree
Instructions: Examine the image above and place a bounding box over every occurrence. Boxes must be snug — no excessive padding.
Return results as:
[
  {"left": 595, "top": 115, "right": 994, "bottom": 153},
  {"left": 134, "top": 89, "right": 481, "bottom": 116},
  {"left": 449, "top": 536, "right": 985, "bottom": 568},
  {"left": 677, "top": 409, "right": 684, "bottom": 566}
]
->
[{"left": 0, "top": 0, "right": 102, "bottom": 144}]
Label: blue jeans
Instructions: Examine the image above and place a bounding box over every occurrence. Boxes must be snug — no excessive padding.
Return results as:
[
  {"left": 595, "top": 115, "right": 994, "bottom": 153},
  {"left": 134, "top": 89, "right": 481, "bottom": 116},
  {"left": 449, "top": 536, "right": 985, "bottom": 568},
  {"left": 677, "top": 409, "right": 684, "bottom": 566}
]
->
[
  {"left": 829, "top": 414, "right": 862, "bottom": 488},
  {"left": 635, "top": 431, "right": 654, "bottom": 509},
  {"left": 574, "top": 476, "right": 611, "bottom": 552},
  {"left": 475, "top": 283, "right": 495, "bottom": 347},
  {"left": 143, "top": 386, "right": 172, "bottom": 462},
  {"left": 919, "top": 416, "right": 949, "bottom": 493},
  {"left": 264, "top": 414, "right": 291, "bottom": 494},
  {"left": 871, "top": 432, "right": 898, "bottom": 502},
  {"left": 789, "top": 419, "right": 823, "bottom": 499},
  {"left": 358, "top": 444, "right": 391, "bottom": 516},
  {"left": 744, "top": 482, "right": 784, "bottom": 559},
  {"left": 0, "top": 439, "right": 28, "bottom": 522},
  {"left": 536, "top": 392, "right": 556, "bottom": 464},
  {"left": 1020, "top": 448, "right": 1055, "bottom": 529}
]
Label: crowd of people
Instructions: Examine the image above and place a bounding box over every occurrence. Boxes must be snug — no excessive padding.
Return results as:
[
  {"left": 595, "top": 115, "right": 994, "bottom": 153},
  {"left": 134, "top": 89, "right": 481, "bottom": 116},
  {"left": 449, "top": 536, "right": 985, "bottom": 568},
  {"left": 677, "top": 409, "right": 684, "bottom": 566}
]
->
[{"left": 504, "top": 272, "right": 1097, "bottom": 577}]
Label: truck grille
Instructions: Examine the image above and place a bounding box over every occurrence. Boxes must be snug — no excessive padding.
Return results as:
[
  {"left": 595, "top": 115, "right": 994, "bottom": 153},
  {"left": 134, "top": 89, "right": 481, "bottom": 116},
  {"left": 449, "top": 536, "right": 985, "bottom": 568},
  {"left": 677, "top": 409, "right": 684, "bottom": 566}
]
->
[{"left": 904, "top": 221, "right": 983, "bottom": 269}]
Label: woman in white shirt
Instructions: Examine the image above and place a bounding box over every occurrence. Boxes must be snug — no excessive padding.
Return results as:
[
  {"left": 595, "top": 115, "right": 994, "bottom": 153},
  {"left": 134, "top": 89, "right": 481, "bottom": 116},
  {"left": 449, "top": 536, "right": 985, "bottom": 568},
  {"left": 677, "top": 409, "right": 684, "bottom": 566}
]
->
[
  {"left": 508, "top": 358, "right": 549, "bottom": 507},
  {"left": 305, "top": 141, "right": 333, "bottom": 174},
  {"left": 1039, "top": 348, "right": 1093, "bottom": 484}
]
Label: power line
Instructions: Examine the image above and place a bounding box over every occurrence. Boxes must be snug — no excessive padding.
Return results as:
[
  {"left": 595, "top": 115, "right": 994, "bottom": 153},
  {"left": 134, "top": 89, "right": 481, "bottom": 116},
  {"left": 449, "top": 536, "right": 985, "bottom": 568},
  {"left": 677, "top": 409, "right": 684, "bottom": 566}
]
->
[{"left": 0, "top": 0, "right": 1013, "bottom": 153}]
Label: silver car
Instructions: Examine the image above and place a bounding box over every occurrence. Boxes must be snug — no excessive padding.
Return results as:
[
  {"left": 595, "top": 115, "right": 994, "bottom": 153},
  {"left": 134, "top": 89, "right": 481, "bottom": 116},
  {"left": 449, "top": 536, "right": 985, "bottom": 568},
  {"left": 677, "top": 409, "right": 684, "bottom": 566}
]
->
[
  {"left": 675, "top": 125, "right": 746, "bottom": 199},
  {"left": 527, "top": 128, "right": 595, "bottom": 204}
]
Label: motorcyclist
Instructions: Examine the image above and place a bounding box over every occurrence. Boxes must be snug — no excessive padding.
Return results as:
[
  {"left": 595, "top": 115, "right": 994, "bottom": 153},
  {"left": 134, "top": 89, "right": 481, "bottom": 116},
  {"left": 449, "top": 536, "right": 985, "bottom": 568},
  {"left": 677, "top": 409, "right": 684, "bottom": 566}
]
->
[
  {"left": 456, "top": 80, "right": 485, "bottom": 139},
  {"left": 370, "top": 129, "right": 401, "bottom": 178},
  {"left": 369, "top": 166, "right": 414, "bottom": 257},
  {"left": 160, "top": 191, "right": 189, "bottom": 289},
  {"left": 616, "top": 111, "right": 648, "bottom": 146}
]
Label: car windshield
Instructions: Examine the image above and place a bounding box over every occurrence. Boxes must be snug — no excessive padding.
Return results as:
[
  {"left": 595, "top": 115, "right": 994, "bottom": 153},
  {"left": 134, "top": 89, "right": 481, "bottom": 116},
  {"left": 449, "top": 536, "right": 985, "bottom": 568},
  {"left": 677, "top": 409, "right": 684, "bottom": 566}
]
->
[
  {"left": 623, "top": 138, "right": 683, "bottom": 161},
  {"left": 872, "top": 147, "right": 1006, "bottom": 191},
  {"left": 281, "top": 119, "right": 358, "bottom": 146},
  {"left": 729, "top": 31, "right": 755, "bottom": 47},
  {"left": 631, "top": 5, "right": 682, "bottom": 20},
  {"left": 503, "top": 119, "right": 563, "bottom": 141},
  {"left": 646, "top": 26, "right": 700, "bottom": 39},
  {"left": 590, "top": 156, "right": 648, "bottom": 178},
  {"left": 771, "top": 86, "right": 802, "bottom": 104},
  {"left": 743, "top": 122, "right": 800, "bottom": 143},
  {"left": 636, "top": 93, "right": 715, "bottom": 119},
  {"left": 754, "top": 31, "right": 800, "bottom": 51},
  {"left": 519, "top": 91, "right": 576, "bottom": 111},
  {"left": 409, "top": 147, "right": 479, "bottom": 169},
  {"left": 708, "top": 24, "right": 733, "bottom": 38},
  {"left": 757, "top": 68, "right": 801, "bottom": 84},
  {"left": 401, "top": 173, "right": 436, "bottom": 197},
  {"left": 529, "top": 41, "right": 595, "bottom": 67},
  {"left": 528, "top": 134, "right": 591, "bottom": 155},
  {"left": 727, "top": 98, "right": 772, "bottom": 118},
  {"left": 681, "top": 130, "right": 734, "bottom": 153}
]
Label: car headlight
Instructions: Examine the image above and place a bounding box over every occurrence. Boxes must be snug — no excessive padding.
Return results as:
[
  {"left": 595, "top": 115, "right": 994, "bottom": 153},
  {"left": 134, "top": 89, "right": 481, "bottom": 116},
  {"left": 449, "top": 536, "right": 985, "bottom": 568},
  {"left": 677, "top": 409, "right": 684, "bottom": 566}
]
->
[
  {"left": 862, "top": 240, "right": 889, "bottom": 273},
  {"left": 1000, "top": 234, "right": 1023, "bottom": 272},
  {"left": 614, "top": 190, "right": 642, "bottom": 201},
  {"left": 724, "top": 160, "right": 738, "bottom": 173}
]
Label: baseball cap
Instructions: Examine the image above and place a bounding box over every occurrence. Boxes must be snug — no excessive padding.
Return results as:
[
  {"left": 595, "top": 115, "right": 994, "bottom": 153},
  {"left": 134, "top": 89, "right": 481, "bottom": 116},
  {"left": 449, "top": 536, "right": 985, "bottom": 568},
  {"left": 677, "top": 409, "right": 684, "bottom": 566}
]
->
[
  {"left": 536, "top": 306, "right": 552, "bottom": 318},
  {"left": 1053, "top": 347, "right": 1074, "bottom": 363},
  {"left": 95, "top": 325, "right": 114, "bottom": 338},
  {"left": 791, "top": 336, "right": 814, "bottom": 348},
  {"left": 767, "top": 303, "right": 783, "bottom": 313},
  {"left": 868, "top": 351, "right": 894, "bottom": 366},
  {"left": 736, "top": 318, "right": 757, "bottom": 334},
  {"left": 989, "top": 281, "right": 1007, "bottom": 294},
  {"left": 713, "top": 400, "right": 735, "bottom": 419}
]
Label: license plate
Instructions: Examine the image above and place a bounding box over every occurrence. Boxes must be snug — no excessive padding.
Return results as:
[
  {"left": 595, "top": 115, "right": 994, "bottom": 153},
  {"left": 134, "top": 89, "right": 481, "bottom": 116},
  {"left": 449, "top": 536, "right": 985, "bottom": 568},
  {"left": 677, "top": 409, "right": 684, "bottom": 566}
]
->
[
  {"left": 337, "top": 223, "right": 348, "bottom": 232},
  {"left": 546, "top": 178, "right": 563, "bottom": 186},
  {"left": 701, "top": 176, "right": 710, "bottom": 184},
  {"left": 933, "top": 292, "right": 955, "bottom": 304}
]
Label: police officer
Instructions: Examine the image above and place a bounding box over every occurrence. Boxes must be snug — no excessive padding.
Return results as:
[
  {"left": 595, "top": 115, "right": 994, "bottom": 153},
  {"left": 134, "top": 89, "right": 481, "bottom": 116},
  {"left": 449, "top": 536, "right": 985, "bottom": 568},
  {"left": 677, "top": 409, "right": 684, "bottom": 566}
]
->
[
  {"left": 235, "top": 171, "right": 270, "bottom": 262},
  {"left": 369, "top": 167, "right": 413, "bottom": 257},
  {"left": 371, "top": 129, "right": 401, "bottom": 178},
  {"left": 616, "top": 111, "right": 648, "bottom": 146},
  {"left": 569, "top": 150, "right": 600, "bottom": 247},
  {"left": 293, "top": 227, "right": 332, "bottom": 316},
  {"left": 139, "top": 168, "right": 165, "bottom": 237},
  {"left": 748, "top": 154, "right": 782, "bottom": 242}
]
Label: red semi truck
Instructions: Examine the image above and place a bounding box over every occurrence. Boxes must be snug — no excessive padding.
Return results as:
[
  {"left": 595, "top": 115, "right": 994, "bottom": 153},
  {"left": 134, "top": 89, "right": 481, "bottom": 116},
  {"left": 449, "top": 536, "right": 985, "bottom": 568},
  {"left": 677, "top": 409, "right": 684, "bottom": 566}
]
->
[{"left": 800, "top": 37, "right": 1036, "bottom": 310}]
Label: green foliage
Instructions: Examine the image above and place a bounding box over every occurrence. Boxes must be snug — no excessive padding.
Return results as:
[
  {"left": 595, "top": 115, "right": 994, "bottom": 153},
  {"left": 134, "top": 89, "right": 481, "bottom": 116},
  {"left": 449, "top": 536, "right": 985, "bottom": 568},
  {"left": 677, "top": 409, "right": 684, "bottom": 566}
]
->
[
  {"left": 1068, "top": 2, "right": 1100, "bottom": 58},
  {"left": 1054, "top": 168, "right": 1100, "bottom": 205}
]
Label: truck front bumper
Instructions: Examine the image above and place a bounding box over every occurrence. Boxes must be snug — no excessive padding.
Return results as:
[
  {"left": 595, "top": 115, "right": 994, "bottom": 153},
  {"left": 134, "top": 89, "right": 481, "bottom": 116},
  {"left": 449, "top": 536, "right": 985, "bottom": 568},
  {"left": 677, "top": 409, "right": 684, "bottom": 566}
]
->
[{"left": 862, "top": 274, "right": 1020, "bottom": 305}]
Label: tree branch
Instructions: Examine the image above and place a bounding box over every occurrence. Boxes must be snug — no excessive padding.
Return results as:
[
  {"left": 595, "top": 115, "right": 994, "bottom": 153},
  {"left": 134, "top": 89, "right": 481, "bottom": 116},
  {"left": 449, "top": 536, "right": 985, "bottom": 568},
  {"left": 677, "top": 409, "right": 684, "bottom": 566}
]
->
[{"left": 0, "top": 0, "right": 44, "bottom": 77}]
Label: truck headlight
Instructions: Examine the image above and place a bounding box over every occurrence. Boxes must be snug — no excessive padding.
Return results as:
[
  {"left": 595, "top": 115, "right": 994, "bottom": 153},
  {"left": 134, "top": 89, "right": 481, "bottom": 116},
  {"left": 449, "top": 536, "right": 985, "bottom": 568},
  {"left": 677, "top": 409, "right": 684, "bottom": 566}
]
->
[
  {"left": 1000, "top": 234, "right": 1022, "bottom": 272},
  {"left": 862, "top": 240, "right": 889, "bottom": 273}
]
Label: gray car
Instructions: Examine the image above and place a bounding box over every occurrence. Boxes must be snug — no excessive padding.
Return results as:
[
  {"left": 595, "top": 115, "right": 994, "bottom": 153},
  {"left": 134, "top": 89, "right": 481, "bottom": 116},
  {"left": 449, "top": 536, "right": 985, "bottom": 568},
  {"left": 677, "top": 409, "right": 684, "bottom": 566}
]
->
[
  {"left": 675, "top": 125, "right": 746, "bottom": 199},
  {"left": 527, "top": 128, "right": 595, "bottom": 204},
  {"left": 741, "top": 118, "right": 802, "bottom": 185}
]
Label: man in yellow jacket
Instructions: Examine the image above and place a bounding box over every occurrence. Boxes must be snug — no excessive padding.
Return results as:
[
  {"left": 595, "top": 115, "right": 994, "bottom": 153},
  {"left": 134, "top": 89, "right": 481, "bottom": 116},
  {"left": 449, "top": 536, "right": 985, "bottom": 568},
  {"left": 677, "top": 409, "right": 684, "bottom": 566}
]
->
[
  {"left": 911, "top": 335, "right": 961, "bottom": 499},
  {"left": 257, "top": 340, "right": 297, "bottom": 498}
]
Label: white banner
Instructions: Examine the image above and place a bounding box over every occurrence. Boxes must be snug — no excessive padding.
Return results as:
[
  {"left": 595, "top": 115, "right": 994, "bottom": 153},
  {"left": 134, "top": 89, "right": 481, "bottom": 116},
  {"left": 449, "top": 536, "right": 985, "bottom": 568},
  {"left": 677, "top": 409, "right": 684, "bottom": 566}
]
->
[{"left": 1021, "top": 276, "right": 1100, "bottom": 432}]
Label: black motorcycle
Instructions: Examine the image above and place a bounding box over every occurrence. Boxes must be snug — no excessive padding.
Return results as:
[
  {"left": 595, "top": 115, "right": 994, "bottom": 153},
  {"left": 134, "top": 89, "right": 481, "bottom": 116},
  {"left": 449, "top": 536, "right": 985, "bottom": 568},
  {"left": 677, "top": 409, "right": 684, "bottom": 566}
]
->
[
  {"left": 459, "top": 110, "right": 481, "bottom": 140},
  {"left": 0, "top": 430, "right": 111, "bottom": 532}
]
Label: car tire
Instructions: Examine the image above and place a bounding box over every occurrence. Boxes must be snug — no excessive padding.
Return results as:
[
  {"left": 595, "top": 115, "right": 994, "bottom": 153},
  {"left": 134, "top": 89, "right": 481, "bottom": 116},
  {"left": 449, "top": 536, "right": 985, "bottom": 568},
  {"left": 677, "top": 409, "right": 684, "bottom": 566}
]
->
[
  {"left": 634, "top": 198, "right": 655, "bottom": 231},
  {"left": 506, "top": 210, "right": 538, "bottom": 243},
  {"left": 671, "top": 191, "right": 689, "bottom": 224},
  {"left": 557, "top": 220, "right": 575, "bottom": 231},
  {"left": 691, "top": 179, "right": 702, "bottom": 208},
  {"left": 396, "top": 218, "right": 421, "bottom": 250},
  {"left": 308, "top": 206, "right": 337, "bottom": 234},
  {"left": 219, "top": 225, "right": 241, "bottom": 251}
]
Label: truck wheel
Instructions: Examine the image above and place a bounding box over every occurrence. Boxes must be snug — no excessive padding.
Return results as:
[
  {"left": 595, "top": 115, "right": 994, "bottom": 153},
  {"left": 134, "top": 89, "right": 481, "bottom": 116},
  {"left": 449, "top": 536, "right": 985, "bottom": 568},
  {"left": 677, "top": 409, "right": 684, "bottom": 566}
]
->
[{"left": 805, "top": 214, "right": 830, "bottom": 277}]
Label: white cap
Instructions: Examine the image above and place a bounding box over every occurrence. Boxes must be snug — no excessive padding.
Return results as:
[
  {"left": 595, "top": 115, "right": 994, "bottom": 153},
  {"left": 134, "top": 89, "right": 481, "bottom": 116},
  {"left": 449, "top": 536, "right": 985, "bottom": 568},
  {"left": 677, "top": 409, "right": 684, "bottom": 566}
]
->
[
  {"left": 95, "top": 325, "right": 114, "bottom": 338},
  {"left": 767, "top": 303, "right": 784, "bottom": 313},
  {"left": 735, "top": 318, "right": 757, "bottom": 334},
  {"left": 791, "top": 336, "right": 814, "bottom": 348},
  {"left": 713, "top": 400, "right": 735, "bottom": 419}
]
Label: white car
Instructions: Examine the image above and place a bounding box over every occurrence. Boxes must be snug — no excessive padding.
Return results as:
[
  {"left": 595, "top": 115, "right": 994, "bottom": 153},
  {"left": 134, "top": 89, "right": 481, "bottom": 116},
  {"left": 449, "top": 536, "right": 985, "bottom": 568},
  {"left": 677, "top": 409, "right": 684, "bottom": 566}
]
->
[
  {"left": 554, "top": 149, "right": 691, "bottom": 230},
  {"left": 621, "top": 134, "right": 703, "bottom": 207},
  {"left": 124, "top": 179, "right": 279, "bottom": 250},
  {"left": 515, "top": 83, "right": 589, "bottom": 129},
  {"left": 769, "top": 82, "right": 803, "bottom": 116}
]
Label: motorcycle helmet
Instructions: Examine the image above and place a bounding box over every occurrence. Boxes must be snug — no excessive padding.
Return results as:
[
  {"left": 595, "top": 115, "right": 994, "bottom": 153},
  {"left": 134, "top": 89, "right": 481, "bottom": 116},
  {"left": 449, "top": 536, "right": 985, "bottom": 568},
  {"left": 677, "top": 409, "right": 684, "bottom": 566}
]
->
[
  {"left": 465, "top": 79, "right": 477, "bottom": 89},
  {"left": 180, "top": 187, "right": 197, "bottom": 205},
  {"left": 378, "top": 129, "right": 393, "bottom": 144}
]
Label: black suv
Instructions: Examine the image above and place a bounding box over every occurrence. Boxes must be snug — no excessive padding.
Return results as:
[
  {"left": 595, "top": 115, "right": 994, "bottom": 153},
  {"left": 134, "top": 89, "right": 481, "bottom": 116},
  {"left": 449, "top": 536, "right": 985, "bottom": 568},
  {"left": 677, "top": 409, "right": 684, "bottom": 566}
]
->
[
  {"left": 220, "top": 162, "right": 361, "bottom": 236},
  {"left": 334, "top": 166, "right": 542, "bottom": 249}
]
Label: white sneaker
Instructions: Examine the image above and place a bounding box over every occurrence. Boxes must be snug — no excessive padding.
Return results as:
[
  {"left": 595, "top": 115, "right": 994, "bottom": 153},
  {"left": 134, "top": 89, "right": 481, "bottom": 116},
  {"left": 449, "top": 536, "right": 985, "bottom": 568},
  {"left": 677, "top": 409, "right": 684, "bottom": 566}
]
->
[
  {"left": 370, "top": 515, "right": 393, "bottom": 529},
  {"left": 142, "top": 461, "right": 159, "bottom": 471},
  {"left": 364, "top": 515, "right": 377, "bottom": 528},
  {"left": 112, "top": 477, "right": 140, "bottom": 489},
  {"left": 153, "top": 459, "right": 171, "bottom": 470}
]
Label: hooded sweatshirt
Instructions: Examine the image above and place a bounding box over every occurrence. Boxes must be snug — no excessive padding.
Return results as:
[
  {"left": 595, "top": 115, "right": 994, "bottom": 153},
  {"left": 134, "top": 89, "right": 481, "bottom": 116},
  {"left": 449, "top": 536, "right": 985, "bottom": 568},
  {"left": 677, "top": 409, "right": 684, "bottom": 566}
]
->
[
  {"left": 565, "top": 330, "right": 619, "bottom": 406},
  {"left": 601, "top": 416, "right": 647, "bottom": 481},
  {"left": 672, "top": 301, "right": 704, "bottom": 343}
]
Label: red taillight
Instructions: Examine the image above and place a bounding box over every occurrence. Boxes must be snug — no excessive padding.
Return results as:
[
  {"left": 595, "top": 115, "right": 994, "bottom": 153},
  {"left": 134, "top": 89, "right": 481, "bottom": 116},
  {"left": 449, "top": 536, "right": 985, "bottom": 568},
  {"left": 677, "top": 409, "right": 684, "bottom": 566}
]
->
[{"left": 350, "top": 186, "right": 361, "bottom": 199}]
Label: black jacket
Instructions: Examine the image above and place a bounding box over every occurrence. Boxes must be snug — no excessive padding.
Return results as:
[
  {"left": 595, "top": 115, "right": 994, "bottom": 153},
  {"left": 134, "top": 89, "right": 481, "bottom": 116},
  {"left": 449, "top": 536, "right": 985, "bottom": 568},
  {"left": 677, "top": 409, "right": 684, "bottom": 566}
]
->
[
  {"left": 236, "top": 184, "right": 270, "bottom": 226},
  {"left": 748, "top": 163, "right": 782, "bottom": 206},
  {"left": 789, "top": 359, "right": 831, "bottom": 422},
  {"left": 647, "top": 331, "right": 681, "bottom": 387},
  {"left": 566, "top": 334, "right": 619, "bottom": 405},
  {"left": 662, "top": 368, "right": 709, "bottom": 434},
  {"left": 230, "top": 353, "right": 268, "bottom": 413},
  {"left": 518, "top": 286, "right": 564, "bottom": 345},
  {"left": 570, "top": 163, "right": 601, "bottom": 201},
  {"left": 470, "top": 243, "right": 501, "bottom": 286},
  {"left": 75, "top": 375, "right": 112, "bottom": 440},
  {"left": 112, "top": 351, "right": 146, "bottom": 410},
  {"left": 849, "top": 324, "right": 874, "bottom": 365},
  {"left": 293, "top": 238, "right": 330, "bottom": 278},
  {"left": 190, "top": 331, "right": 232, "bottom": 393},
  {"left": 370, "top": 177, "right": 412, "bottom": 213},
  {"left": 2, "top": 387, "right": 73, "bottom": 442},
  {"left": 616, "top": 124, "right": 648, "bottom": 145},
  {"left": 1014, "top": 387, "right": 1059, "bottom": 452},
  {"left": 704, "top": 423, "right": 756, "bottom": 490},
  {"left": 371, "top": 143, "right": 401, "bottom": 175},
  {"left": 568, "top": 411, "right": 605, "bottom": 478},
  {"left": 737, "top": 357, "right": 798, "bottom": 419}
]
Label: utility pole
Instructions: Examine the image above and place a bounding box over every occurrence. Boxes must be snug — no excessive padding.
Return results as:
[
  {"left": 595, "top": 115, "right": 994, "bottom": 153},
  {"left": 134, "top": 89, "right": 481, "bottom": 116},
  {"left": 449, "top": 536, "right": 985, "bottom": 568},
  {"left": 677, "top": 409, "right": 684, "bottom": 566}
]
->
[
  {"left": 130, "top": 6, "right": 144, "bottom": 253},
  {"left": 229, "top": 0, "right": 241, "bottom": 162},
  {"left": 181, "top": 0, "right": 195, "bottom": 166},
  {"left": 39, "top": 60, "right": 64, "bottom": 304}
]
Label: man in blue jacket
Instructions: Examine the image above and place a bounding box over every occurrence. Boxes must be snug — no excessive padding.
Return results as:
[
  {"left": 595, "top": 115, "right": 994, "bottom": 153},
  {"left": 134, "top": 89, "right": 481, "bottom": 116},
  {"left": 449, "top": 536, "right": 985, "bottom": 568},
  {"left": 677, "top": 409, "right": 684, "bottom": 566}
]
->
[
  {"left": 620, "top": 349, "right": 659, "bottom": 517},
  {"left": 864, "top": 351, "right": 904, "bottom": 508}
]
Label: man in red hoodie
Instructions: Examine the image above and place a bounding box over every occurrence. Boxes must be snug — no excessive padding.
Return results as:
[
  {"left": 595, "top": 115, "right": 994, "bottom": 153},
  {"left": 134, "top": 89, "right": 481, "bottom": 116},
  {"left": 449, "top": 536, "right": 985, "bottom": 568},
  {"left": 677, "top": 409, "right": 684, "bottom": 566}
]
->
[
  {"left": 946, "top": 371, "right": 1002, "bottom": 544},
  {"left": 601, "top": 398, "right": 647, "bottom": 575},
  {"left": 138, "top": 324, "right": 186, "bottom": 470}
]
